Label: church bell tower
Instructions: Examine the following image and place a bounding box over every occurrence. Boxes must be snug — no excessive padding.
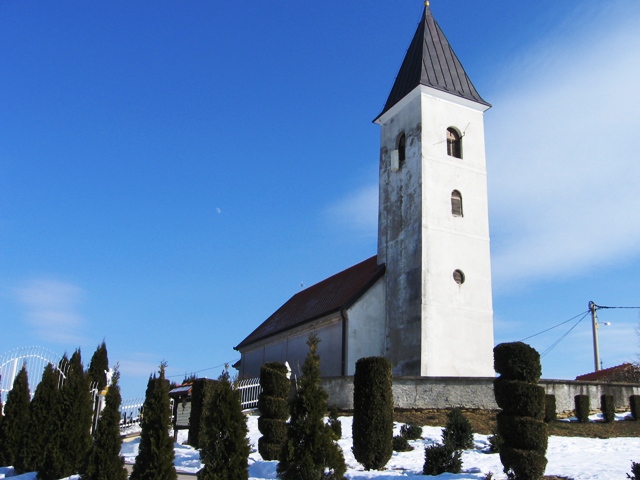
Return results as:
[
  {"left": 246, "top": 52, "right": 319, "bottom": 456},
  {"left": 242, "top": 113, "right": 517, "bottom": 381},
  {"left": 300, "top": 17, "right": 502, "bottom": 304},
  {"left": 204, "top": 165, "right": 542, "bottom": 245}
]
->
[{"left": 375, "top": 5, "right": 495, "bottom": 377}]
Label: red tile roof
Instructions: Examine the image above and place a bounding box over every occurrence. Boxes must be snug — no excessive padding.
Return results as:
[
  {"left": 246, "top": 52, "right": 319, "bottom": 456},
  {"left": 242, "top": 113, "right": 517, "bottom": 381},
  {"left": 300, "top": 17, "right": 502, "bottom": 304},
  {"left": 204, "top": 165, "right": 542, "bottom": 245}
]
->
[
  {"left": 235, "top": 256, "right": 385, "bottom": 350},
  {"left": 576, "top": 363, "right": 639, "bottom": 382}
]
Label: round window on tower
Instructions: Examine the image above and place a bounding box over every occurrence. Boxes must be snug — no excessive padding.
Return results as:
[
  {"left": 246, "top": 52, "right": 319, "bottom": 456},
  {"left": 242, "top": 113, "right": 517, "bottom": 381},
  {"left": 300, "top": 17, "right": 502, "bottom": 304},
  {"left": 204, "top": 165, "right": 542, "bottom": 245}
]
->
[{"left": 453, "top": 270, "right": 465, "bottom": 285}]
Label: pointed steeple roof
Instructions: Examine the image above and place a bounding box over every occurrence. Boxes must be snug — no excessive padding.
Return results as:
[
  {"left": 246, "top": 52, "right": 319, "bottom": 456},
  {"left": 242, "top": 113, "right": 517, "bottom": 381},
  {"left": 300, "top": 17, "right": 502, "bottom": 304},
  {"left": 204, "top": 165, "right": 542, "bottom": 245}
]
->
[{"left": 376, "top": 6, "right": 490, "bottom": 121}]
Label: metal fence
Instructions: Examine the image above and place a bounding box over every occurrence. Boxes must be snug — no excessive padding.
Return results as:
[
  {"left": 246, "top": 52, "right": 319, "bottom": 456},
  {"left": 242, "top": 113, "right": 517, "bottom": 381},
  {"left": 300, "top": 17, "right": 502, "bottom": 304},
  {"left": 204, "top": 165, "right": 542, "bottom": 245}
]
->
[{"left": 237, "top": 377, "right": 261, "bottom": 410}]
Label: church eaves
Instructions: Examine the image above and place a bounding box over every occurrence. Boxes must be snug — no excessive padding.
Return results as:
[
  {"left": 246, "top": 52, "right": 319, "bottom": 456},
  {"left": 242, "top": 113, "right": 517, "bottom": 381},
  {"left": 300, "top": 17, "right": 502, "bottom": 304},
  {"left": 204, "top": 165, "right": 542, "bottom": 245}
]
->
[{"left": 375, "top": 6, "right": 490, "bottom": 121}]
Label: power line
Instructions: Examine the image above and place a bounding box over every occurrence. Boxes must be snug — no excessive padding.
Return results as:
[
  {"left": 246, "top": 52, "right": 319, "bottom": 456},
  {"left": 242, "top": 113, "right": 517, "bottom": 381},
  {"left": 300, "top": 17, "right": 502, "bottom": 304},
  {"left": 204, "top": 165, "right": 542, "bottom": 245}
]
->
[
  {"left": 593, "top": 304, "right": 640, "bottom": 310},
  {"left": 518, "top": 310, "right": 589, "bottom": 342},
  {"left": 165, "top": 359, "right": 240, "bottom": 379},
  {"left": 540, "top": 311, "right": 590, "bottom": 358}
]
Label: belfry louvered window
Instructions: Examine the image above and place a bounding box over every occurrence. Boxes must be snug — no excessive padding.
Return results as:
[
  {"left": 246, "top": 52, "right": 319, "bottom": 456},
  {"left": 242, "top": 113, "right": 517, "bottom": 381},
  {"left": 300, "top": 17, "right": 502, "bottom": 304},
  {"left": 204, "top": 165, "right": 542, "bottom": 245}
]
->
[
  {"left": 398, "top": 133, "right": 406, "bottom": 165},
  {"left": 447, "top": 128, "right": 462, "bottom": 158},
  {"left": 451, "top": 190, "right": 463, "bottom": 217}
]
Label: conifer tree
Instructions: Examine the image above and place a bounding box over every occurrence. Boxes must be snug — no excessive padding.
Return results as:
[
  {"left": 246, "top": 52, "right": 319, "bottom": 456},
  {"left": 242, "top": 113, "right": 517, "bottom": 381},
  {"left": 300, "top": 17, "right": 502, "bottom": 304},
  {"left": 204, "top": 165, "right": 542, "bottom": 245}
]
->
[
  {"left": 130, "top": 362, "right": 177, "bottom": 480},
  {"left": 20, "top": 363, "right": 60, "bottom": 473},
  {"left": 197, "top": 369, "right": 250, "bottom": 480},
  {"left": 61, "top": 349, "right": 94, "bottom": 476},
  {"left": 0, "top": 365, "right": 31, "bottom": 470},
  {"left": 39, "top": 350, "right": 94, "bottom": 479},
  {"left": 82, "top": 369, "right": 128, "bottom": 480},
  {"left": 88, "top": 341, "right": 109, "bottom": 392},
  {"left": 39, "top": 354, "right": 70, "bottom": 480},
  {"left": 278, "top": 334, "right": 346, "bottom": 480}
]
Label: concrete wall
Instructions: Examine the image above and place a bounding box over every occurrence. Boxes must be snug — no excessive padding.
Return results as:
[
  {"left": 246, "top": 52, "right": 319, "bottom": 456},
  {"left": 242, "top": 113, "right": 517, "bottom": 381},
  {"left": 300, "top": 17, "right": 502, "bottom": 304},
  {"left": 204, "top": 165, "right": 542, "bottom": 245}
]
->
[{"left": 321, "top": 376, "right": 640, "bottom": 414}]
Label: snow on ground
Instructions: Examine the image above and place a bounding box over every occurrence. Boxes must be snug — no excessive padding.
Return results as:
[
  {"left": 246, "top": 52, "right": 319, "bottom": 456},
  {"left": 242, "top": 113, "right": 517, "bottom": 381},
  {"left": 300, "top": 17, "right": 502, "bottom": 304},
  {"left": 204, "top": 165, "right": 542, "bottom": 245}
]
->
[{"left": 3, "top": 413, "right": 639, "bottom": 479}]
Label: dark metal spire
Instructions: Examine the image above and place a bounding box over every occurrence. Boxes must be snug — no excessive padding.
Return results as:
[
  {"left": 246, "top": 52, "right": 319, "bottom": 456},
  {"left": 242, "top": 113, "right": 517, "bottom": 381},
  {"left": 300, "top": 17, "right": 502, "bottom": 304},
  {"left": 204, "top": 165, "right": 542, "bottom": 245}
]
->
[{"left": 375, "top": 6, "right": 490, "bottom": 121}]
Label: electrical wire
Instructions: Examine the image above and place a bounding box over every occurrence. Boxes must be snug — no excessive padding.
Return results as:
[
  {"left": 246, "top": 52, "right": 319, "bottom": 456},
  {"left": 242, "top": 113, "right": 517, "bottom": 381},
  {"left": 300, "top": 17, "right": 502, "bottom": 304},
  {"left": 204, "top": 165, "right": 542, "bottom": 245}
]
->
[
  {"left": 540, "top": 311, "right": 590, "bottom": 358},
  {"left": 518, "top": 310, "right": 589, "bottom": 342},
  {"left": 593, "top": 304, "right": 640, "bottom": 310},
  {"left": 166, "top": 359, "right": 240, "bottom": 379}
]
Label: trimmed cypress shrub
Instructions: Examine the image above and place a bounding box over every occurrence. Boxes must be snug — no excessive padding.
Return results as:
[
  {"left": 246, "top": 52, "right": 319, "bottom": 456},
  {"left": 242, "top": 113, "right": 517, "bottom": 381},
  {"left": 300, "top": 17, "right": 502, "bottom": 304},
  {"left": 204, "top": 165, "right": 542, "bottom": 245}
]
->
[
  {"left": 0, "top": 365, "right": 31, "bottom": 471},
  {"left": 493, "top": 342, "right": 542, "bottom": 384},
  {"left": 574, "top": 395, "right": 590, "bottom": 423},
  {"left": 496, "top": 413, "right": 548, "bottom": 452},
  {"left": 278, "top": 334, "right": 346, "bottom": 480},
  {"left": 494, "top": 378, "right": 545, "bottom": 419},
  {"left": 442, "top": 409, "right": 474, "bottom": 450},
  {"left": 130, "top": 363, "right": 177, "bottom": 480},
  {"left": 352, "top": 356, "right": 394, "bottom": 470},
  {"left": 630, "top": 395, "right": 640, "bottom": 420},
  {"left": 494, "top": 342, "right": 547, "bottom": 480},
  {"left": 544, "top": 395, "right": 557, "bottom": 423},
  {"left": 82, "top": 370, "right": 128, "bottom": 480},
  {"left": 628, "top": 461, "right": 640, "bottom": 479},
  {"left": 400, "top": 422, "right": 422, "bottom": 440},
  {"left": 423, "top": 444, "right": 462, "bottom": 475},
  {"left": 600, "top": 394, "right": 615, "bottom": 423},
  {"left": 257, "top": 362, "right": 289, "bottom": 460},
  {"left": 198, "top": 370, "right": 249, "bottom": 480}
]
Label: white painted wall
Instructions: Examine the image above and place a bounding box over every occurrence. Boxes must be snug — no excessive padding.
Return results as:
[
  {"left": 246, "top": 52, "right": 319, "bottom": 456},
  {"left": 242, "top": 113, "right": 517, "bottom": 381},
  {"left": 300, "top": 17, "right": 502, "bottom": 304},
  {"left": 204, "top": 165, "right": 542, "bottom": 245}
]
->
[
  {"left": 419, "top": 88, "right": 494, "bottom": 377},
  {"left": 345, "top": 278, "right": 385, "bottom": 375},
  {"left": 376, "top": 85, "right": 495, "bottom": 378}
]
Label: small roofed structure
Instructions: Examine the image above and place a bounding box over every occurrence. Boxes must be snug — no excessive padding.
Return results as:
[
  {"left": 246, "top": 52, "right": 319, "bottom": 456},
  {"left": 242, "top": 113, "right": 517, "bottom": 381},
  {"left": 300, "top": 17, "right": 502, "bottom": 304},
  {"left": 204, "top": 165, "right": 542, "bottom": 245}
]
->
[
  {"left": 234, "top": 256, "right": 385, "bottom": 379},
  {"left": 168, "top": 378, "right": 217, "bottom": 444},
  {"left": 576, "top": 363, "right": 640, "bottom": 383}
]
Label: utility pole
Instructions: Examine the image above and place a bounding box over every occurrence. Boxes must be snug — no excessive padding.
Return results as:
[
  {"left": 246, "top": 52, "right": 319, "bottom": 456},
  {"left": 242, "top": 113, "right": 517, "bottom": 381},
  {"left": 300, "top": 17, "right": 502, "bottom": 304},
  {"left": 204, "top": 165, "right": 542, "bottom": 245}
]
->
[{"left": 589, "top": 301, "right": 600, "bottom": 372}]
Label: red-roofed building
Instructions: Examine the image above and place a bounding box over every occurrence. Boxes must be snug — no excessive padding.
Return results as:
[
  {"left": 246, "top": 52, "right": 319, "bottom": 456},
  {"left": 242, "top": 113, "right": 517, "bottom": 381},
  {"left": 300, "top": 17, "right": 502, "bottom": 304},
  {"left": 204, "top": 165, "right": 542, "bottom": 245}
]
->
[{"left": 576, "top": 363, "right": 640, "bottom": 383}]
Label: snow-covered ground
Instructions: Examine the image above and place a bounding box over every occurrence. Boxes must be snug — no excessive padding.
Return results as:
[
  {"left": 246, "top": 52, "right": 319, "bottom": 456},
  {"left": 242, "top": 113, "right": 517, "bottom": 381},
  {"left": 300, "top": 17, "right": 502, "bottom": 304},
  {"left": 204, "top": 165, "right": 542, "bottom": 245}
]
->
[{"left": 3, "top": 413, "right": 639, "bottom": 479}]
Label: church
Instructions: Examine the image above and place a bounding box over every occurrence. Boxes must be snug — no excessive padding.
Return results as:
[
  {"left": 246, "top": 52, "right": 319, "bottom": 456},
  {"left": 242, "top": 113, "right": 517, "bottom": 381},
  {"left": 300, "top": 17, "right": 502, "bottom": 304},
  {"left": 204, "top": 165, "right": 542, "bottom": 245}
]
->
[{"left": 235, "top": 5, "right": 495, "bottom": 380}]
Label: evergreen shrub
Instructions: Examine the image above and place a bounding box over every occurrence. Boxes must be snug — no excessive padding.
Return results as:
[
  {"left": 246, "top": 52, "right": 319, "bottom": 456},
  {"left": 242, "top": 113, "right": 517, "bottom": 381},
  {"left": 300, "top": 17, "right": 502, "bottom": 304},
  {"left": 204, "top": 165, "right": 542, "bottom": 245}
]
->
[
  {"left": 423, "top": 444, "right": 462, "bottom": 475},
  {"left": 574, "top": 395, "right": 590, "bottom": 423},
  {"left": 257, "top": 362, "right": 289, "bottom": 461},
  {"left": 187, "top": 379, "right": 216, "bottom": 449},
  {"left": 82, "top": 370, "right": 128, "bottom": 480},
  {"left": 493, "top": 342, "right": 548, "bottom": 480},
  {"left": 198, "top": 370, "right": 249, "bottom": 480},
  {"left": 0, "top": 365, "right": 31, "bottom": 471},
  {"left": 493, "top": 342, "right": 542, "bottom": 383},
  {"left": 130, "top": 363, "right": 177, "bottom": 480},
  {"left": 400, "top": 422, "right": 422, "bottom": 440},
  {"left": 500, "top": 447, "right": 548, "bottom": 480},
  {"left": 392, "top": 435, "right": 412, "bottom": 452},
  {"left": 488, "top": 432, "right": 503, "bottom": 453},
  {"left": 496, "top": 413, "right": 548, "bottom": 452},
  {"left": 493, "top": 378, "right": 545, "bottom": 419},
  {"left": 328, "top": 407, "right": 342, "bottom": 441},
  {"left": 442, "top": 409, "right": 474, "bottom": 450},
  {"left": 257, "top": 395, "right": 288, "bottom": 420},
  {"left": 600, "top": 394, "right": 615, "bottom": 423},
  {"left": 277, "top": 334, "right": 346, "bottom": 480},
  {"left": 628, "top": 461, "right": 640, "bottom": 479},
  {"left": 352, "top": 356, "right": 394, "bottom": 471},
  {"left": 544, "top": 395, "right": 557, "bottom": 423},
  {"left": 630, "top": 395, "right": 640, "bottom": 421}
]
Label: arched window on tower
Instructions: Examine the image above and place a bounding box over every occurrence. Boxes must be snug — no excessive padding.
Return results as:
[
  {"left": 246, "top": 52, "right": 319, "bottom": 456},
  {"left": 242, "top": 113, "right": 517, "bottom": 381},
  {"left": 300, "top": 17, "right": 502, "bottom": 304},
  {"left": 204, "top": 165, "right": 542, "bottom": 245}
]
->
[
  {"left": 451, "top": 190, "right": 463, "bottom": 217},
  {"left": 447, "top": 128, "right": 462, "bottom": 158},
  {"left": 397, "top": 133, "right": 406, "bottom": 165}
]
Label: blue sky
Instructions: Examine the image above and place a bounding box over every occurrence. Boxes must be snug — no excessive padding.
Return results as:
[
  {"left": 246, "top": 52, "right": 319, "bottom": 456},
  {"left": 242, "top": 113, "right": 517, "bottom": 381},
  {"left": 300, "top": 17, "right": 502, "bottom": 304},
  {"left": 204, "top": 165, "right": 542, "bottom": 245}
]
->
[{"left": 1, "top": 1, "right": 639, "bottom": 400}]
